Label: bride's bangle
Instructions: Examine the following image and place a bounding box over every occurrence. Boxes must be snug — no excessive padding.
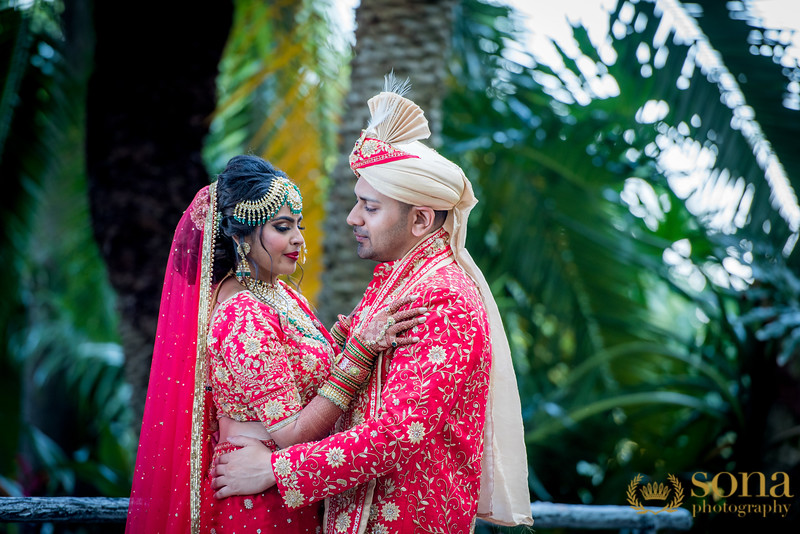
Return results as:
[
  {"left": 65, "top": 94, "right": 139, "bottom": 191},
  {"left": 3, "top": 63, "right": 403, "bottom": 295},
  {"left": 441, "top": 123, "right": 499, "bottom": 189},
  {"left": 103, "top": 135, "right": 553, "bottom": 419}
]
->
[
  {"left": 330, "top": 314, "right": 350, "bottom": 348},
  {"left": 318, "top": 336, "right": 378, "bottom": 410}
]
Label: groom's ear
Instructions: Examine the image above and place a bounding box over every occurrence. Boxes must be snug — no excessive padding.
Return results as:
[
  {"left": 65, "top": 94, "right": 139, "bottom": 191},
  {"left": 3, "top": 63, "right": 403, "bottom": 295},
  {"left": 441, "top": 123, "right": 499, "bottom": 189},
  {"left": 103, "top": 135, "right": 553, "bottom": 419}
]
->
[{"left": 409, "top": 206, "right": 436, "bottom": 238}]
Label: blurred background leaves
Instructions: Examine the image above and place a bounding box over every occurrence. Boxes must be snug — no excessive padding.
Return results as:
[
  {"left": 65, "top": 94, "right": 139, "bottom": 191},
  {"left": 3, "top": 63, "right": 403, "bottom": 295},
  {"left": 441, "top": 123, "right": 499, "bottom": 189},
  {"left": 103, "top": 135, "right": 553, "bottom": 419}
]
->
[
  {"left": 0, "top": 0, "right": 133, "bottom": 504},
  {"left": 1, "top": 0, "right": 799, "bottom": 532}
]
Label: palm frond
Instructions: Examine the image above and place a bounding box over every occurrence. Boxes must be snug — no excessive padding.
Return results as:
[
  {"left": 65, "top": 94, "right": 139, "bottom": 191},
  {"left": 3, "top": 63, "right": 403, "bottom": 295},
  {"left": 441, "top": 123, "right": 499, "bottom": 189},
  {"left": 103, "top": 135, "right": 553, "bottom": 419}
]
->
[
  {"left": 1, "top": 0, "right": 134, "bottom": 497},
  {"left": 204, "top": 0, "right": 350, "bottom": 303},
  {"left": 448, "top": 0, "right": 798, "bottom": 504}
]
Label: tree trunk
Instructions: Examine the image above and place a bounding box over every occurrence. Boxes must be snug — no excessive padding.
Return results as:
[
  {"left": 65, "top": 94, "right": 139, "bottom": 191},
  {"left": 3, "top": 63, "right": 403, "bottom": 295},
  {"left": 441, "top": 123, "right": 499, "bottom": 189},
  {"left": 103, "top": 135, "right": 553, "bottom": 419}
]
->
[
  {"left": 85, "top": 0, "right": 233, "bottom": 425},
  {"left": 317, "top": 0, "right": 458, "bottom": 326}
]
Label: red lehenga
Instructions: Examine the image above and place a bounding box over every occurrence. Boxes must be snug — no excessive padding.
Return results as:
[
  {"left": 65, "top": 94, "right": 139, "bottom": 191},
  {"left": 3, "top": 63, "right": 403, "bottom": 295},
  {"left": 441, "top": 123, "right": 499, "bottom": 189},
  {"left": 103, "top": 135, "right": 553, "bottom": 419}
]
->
[
  {"left": 126, "top": 184, "right": 331, "bottom": 534},
  {"left": 199, "top": 286, "right": 334, "bottom": 534}
]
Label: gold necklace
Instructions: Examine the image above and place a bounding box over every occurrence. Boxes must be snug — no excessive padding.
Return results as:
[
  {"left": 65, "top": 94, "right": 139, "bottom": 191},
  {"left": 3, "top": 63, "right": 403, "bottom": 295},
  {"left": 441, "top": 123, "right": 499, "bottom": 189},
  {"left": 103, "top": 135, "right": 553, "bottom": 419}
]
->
[{"left": 242, "top": 277, "right": 326, "bottom": 345}]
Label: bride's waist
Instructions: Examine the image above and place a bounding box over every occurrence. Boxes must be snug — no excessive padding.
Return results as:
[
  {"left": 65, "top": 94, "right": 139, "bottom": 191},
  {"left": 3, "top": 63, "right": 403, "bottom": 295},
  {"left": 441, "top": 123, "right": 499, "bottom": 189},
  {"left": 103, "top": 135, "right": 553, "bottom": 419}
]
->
[
  {"left": 208, "top": 418, "right": 277, "bottom": 477},
  {"left": 218, "top": 416, "right": 272, "bottom": 444}
]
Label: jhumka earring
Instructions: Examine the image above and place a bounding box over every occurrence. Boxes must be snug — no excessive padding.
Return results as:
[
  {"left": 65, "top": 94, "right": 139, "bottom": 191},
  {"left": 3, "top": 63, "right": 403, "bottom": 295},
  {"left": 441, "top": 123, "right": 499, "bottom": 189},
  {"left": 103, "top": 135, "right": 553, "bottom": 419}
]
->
[
  {"left": 236, "top": 241, "right": 252, "bottom": 279},
  {"left": 300, "top": 244, "right": 308, "bottom": 265}
]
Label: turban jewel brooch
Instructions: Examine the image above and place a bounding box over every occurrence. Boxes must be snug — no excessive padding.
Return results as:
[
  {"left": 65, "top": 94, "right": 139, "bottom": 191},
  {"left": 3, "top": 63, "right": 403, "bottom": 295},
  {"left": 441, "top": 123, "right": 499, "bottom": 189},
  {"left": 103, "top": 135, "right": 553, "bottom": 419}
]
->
[{"left": 349, "top": 74, "right": 431, "bottom": 172}]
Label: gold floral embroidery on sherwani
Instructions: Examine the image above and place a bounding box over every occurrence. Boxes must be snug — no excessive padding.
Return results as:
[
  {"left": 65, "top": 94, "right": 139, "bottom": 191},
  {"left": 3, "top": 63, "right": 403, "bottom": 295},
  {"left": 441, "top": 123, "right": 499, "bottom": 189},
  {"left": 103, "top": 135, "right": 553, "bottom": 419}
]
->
[{"left": 271, "top": 229, "right": 493, "bottom": 534}]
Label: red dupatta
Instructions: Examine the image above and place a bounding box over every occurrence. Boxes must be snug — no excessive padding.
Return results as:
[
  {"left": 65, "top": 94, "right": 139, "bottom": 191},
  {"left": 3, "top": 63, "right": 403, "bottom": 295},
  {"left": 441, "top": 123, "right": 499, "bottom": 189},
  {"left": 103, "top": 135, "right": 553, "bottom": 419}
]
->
[{"left": 126, "top": 184, "right": 218, "bottom": 534}]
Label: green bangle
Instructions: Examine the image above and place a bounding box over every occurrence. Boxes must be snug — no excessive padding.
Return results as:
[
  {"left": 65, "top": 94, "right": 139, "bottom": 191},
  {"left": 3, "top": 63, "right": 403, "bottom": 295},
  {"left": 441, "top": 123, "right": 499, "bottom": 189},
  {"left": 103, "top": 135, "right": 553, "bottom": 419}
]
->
[
  {"left": 330, "top": 321, "right": 347, "bottom": 347},
  {"left": 345, "top": 337, "right": 378, "bottom": 366}
]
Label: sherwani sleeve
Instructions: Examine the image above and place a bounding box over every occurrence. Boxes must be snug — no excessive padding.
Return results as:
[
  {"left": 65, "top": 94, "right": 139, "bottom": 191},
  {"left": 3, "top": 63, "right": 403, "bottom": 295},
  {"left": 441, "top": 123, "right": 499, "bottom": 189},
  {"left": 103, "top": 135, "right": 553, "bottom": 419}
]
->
[{"left": 270, "top": 287, "right": 489, "bottom": 509}]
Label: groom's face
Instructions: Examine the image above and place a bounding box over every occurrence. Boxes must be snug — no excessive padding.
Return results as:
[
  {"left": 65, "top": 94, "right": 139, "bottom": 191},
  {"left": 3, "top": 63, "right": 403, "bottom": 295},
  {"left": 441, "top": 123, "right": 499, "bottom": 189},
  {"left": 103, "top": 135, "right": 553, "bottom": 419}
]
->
[{"left": 346, "top": 177, "right": 417, "bottom": 262}]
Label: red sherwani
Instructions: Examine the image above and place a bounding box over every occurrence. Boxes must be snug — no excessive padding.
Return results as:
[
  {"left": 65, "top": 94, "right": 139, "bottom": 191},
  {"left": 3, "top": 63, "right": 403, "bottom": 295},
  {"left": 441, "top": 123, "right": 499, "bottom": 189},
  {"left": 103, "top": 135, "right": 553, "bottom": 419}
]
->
[{"left": 271, "top": 229, "right": 492, "bottom": 534}]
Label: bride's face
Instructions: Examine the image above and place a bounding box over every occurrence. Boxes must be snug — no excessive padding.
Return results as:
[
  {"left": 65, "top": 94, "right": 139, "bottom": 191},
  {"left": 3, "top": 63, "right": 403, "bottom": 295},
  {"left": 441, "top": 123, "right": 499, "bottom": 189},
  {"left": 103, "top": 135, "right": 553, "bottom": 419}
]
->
[{"left": 244, "top": 204, "right": 305, "bottom": 283}]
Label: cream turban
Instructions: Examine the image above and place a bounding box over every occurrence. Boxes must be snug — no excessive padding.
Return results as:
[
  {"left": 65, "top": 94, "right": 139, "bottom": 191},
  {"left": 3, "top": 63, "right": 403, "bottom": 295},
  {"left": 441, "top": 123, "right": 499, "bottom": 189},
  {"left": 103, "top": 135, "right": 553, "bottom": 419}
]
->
[{"left": 349, "top": 77, "right": 533, "bottom": 527}]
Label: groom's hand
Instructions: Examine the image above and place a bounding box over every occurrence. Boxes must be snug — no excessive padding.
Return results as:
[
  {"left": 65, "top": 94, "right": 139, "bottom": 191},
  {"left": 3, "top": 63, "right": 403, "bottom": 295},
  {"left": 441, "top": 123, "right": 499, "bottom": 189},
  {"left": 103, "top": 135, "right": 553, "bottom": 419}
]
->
[{"left": 211, "top": 436, "right": 276, "bottom": 499}]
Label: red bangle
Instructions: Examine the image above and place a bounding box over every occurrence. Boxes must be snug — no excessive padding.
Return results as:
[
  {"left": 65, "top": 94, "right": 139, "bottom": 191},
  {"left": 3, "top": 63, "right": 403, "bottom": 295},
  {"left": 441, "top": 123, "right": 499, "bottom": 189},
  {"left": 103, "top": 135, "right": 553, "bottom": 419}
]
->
[
  {"left": 330, "top": 321, "right": 347, "bottom": 347},
  {"left": 345, "top": 337, "right": 378, "bottom": 367}
]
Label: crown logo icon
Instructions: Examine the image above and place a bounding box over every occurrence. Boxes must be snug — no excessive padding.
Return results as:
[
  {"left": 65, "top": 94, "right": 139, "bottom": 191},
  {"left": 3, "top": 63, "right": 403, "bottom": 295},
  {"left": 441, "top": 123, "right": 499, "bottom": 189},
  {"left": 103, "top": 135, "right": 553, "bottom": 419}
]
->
[
  {"left": 640, "top": 482, "right": 671, "bottom": 501},
  {"left": 627, "top": 474, "right": 684, "bottom": 514}
]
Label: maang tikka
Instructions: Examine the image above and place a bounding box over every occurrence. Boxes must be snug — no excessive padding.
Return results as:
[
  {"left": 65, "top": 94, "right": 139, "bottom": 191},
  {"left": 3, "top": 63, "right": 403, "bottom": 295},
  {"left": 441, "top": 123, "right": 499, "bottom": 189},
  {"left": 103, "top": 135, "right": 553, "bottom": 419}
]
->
[{"left": 233, "top": 178, "right": 303, "bottom": 227}]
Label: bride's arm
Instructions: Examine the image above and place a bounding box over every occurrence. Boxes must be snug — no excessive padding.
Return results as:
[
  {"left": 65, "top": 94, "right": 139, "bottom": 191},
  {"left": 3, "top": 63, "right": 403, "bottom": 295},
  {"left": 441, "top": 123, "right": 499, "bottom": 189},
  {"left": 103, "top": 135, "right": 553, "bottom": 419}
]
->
[
  {"left": 217, "top": 297, "right": 425, "bottom": 450},
  {"left": 218, "top": 416, "right": 271, "bottom": 444},
  {"left": 268, "top": 299, "right": 427, "bottom": 449},
  {"left": 268, "top": 395, "right": 345, "bottom": 448},
  {"left": 216, "top": 397, "right": 341, "bottom": 451}
]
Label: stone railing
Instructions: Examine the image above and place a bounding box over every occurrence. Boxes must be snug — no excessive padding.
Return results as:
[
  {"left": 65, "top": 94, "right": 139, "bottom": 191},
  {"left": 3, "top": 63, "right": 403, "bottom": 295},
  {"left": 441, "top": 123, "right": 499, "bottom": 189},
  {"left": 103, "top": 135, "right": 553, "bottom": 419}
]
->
[{"left": 0, "top": 497, "right": 693, "bottom": 532}]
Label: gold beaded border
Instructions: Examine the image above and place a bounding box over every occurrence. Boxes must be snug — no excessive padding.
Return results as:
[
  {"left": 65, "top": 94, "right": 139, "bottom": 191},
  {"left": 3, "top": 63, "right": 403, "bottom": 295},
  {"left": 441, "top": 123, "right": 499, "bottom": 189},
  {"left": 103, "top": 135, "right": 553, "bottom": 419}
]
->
[{"left": 190, "top": 182, "right": 218, "bottom": 533}]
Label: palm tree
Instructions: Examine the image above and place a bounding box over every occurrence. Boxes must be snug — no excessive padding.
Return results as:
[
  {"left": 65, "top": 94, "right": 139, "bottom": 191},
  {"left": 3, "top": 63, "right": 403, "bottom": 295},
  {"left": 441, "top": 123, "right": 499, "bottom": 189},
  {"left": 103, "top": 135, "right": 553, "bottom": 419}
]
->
[
  {"left": 202, "top": 0, "right": 350, "bottom": 307},
  {"left": 692, "top": 0, "right": 800, "bottom": 217},
  {"left": 85, "top": 0, "right": 234, "bottom": 421},
  {"left": 316, "top": 0, "right": 460, "bottom": 325},
  {"left": 445, "top": 0, "right": 800, "bottom": 527}
]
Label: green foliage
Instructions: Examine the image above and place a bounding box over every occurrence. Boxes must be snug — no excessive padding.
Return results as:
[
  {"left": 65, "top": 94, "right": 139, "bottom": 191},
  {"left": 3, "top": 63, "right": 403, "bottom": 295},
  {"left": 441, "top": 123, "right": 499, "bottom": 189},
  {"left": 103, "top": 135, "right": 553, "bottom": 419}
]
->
[
  {"left": 0, "top": 0, "right": 135, "bottom": 499},
  {"left": 0, "top": 2, "right": 33, "bottom": 483},
  {"left": 692, "top": 0, "right": 800, "bottom": 223},
  {"left": 448, "top": 0, "right": 800, "bottom": 515},
  {"left": 2, "top": 3, "right": 799, "bottom": 533},
  {"left": 203, "top": 0, "right": 350, "bottom": 302}
]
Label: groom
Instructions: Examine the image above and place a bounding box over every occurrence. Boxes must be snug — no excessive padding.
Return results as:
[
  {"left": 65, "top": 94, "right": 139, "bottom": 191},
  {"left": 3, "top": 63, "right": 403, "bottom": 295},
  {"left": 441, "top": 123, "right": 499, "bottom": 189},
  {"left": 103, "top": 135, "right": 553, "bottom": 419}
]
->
[{"left": 211, "top": 79, "right": 532, "bottom": 533}]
